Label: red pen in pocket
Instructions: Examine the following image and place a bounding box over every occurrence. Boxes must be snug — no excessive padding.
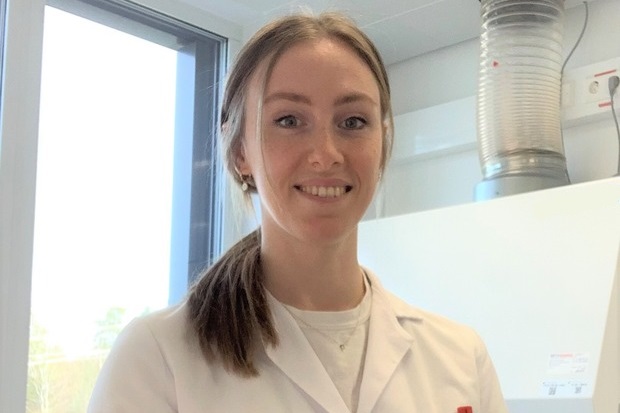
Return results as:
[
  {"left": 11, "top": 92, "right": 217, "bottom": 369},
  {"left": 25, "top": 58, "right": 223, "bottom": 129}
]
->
[{"left": 457, "top": 406, "right": 473, "bottom": 413}]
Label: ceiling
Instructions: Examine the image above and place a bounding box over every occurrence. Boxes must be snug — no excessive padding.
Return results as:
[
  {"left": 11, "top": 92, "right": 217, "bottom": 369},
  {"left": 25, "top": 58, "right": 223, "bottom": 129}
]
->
[{"left": 177, "top": 0, "right": 597, "bottom": 65}]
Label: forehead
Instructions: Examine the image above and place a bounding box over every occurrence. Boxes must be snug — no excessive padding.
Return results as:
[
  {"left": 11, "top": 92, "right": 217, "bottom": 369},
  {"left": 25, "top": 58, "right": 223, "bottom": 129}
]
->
[
  {"left": 277, "top": 38, "right": 370, "bottom": 78},
  {"left": 251, "top": 38, "right": 379, "bottom": 100}
]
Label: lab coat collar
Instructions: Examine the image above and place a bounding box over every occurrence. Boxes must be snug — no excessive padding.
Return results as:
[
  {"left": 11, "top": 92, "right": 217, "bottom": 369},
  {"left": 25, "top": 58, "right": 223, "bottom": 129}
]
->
[
  {"left": 356, "top": 271, "right": 419, "bottom": 413},
  {"left": 263, "top": 270, "right": 421, "bottom": 413},
  {"left": 265, "top": 294, "right": 350, "bottom": 413},
  {"left": 364, "top": 269, "right": 425, "bottom": 322}
]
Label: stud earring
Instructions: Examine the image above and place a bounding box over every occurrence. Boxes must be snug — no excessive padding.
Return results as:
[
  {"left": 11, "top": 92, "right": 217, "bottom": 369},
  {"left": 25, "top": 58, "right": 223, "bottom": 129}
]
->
[{"left": 240, "top": 174, "right": 253, "bottom": 192}]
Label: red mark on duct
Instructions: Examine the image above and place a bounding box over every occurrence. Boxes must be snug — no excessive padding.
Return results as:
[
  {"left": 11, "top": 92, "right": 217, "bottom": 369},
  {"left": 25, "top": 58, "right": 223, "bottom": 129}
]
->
[{"left": 594, "top": 69, "right": 617, "bottom": 77}]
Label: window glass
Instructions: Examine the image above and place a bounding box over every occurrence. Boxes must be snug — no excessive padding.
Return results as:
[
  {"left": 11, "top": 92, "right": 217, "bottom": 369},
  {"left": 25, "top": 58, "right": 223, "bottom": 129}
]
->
[{"left": 27, "top": 3, "right": 225, "bottom": 412}]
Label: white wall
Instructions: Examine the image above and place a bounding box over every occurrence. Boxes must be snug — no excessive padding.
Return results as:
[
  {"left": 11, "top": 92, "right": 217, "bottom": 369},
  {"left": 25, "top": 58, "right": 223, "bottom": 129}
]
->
[{"left": 379, "top": 0, "right": 620, "bottom": 216}]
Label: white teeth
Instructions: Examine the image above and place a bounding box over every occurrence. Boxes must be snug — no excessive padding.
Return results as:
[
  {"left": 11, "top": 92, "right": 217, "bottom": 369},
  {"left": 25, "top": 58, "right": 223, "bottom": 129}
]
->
[{"left": 298, "top": 185, "right": 348, "bottom": 198}]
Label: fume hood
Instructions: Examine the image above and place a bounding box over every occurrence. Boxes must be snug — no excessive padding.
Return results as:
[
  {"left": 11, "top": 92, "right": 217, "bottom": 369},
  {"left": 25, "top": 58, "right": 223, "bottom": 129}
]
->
[{"left": 359, "top": 177, "right": 619, "bottom": 413}]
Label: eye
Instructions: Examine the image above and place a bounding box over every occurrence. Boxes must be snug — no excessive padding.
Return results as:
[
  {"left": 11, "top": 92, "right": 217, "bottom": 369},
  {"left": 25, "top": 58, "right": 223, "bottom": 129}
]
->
[
  {"left": 340, "top": 116, "right": 367, "bottom": 130},
  {"left": 275, "top": 115, "right": 302, "bottom": 128}
]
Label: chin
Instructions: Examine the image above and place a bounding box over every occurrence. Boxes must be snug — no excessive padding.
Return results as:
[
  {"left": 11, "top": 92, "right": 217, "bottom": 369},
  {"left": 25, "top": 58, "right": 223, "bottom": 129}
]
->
[{"left": 299, "top": 221, "right": 358, "bottom": 245}]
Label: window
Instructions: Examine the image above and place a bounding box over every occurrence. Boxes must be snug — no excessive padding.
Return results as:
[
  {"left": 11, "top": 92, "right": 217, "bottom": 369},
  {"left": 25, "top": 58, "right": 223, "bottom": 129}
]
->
[{"left": 27, "top": 1, "right": 226, "bottom": 412}]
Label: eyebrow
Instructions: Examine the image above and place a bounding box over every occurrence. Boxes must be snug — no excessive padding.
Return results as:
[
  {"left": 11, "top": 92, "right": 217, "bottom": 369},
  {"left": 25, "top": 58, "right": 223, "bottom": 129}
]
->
[
  {"left": 264, "top": 92, "right": 310, "bottom": 105},
  {"left": 263, "top": 91, "right": 378, "bottom": 107},
  {"left": 334, "top": 92, "right": 378, "bottom": 107}
]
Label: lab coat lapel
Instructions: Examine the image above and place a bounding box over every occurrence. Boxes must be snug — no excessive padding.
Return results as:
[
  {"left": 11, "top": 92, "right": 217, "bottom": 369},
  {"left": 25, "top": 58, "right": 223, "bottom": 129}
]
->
[
  {"left": 356, "top": 278, "right": 416, "bottom": 413},
  {"left": 264, "top": 299, "right": 349, "bottom": 413}
]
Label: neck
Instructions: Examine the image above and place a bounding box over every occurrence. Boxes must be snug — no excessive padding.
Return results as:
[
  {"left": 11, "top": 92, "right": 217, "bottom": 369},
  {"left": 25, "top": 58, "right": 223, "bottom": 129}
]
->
[{"left": 261, "top": 229, "right": 364, "bottom": 311}]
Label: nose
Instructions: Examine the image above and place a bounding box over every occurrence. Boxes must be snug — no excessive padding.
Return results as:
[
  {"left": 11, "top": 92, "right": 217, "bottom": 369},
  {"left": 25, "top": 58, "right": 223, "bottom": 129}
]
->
[{"left": 307, "top": 126, "right": 344, "bottom": 169}]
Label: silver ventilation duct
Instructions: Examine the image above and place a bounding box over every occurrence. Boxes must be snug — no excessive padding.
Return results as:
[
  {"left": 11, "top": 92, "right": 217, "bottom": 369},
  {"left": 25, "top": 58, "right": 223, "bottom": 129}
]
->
[{"left": 474, "top": 0, "right": 570, "bottom": 200}]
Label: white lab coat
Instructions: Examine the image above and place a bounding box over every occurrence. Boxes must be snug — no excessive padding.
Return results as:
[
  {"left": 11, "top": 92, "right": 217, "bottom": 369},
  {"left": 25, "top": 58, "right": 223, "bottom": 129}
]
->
[{"left": 88, "top": 271, "right": 508, "bottom": 413}]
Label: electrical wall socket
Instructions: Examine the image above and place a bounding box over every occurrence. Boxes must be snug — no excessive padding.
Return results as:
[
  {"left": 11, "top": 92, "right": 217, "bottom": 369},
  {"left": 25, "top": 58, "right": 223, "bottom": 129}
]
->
[{"left": 561, "top": 57, "right": 620, "bottom": 128}]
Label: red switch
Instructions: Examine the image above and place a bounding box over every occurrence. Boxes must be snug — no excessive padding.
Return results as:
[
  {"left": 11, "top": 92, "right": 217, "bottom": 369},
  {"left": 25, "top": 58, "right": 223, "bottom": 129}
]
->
[{"left": 457, "top": 407, "right": 473, "bottom": 413}]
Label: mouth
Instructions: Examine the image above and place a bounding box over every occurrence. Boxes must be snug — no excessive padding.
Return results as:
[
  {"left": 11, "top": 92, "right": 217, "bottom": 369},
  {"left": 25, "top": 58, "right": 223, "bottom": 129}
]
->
[{"left": 295, "top": 185, "right": 353, "bottom": 198}]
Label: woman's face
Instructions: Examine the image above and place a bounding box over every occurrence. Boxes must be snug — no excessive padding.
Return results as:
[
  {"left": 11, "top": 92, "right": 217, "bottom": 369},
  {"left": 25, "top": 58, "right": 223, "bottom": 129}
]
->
[{"left": 237, "top": 38, "right": 384, "bottom": 246}]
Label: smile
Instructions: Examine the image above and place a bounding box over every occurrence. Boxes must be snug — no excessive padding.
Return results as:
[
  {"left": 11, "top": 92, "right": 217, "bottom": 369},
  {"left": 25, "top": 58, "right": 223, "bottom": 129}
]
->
[{"left": 296, "top": 185, "right": 352, "bottom": 198}]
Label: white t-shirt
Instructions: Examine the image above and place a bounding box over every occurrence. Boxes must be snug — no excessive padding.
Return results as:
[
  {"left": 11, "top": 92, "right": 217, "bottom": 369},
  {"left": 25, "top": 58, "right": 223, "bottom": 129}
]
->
[{"left": 271, "top": 279, "right": 372, "bottom": 413}]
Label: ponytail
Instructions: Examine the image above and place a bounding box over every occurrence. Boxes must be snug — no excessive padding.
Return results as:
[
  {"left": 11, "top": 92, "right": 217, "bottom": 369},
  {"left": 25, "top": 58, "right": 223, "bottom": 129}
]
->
[{"left": 187, "top": 228, "right": 278, "bottom": 377}]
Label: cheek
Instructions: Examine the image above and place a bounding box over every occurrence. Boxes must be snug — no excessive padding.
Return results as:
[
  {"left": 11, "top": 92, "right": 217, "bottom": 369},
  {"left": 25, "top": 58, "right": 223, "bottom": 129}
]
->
[
  {"left": 261, "top": 145, "right": 298, "bottom": 185},
  {"left": 249, "top": 140, "right": 297, "bottom": 192},
  {"left": 361, "top": 139, "right": 383, "bottom": 174}
]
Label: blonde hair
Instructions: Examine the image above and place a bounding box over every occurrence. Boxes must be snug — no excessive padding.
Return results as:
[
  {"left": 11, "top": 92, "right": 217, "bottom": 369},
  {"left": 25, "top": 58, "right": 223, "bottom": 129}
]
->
[{"left": 188, "top": 11, "right": 394, "bottom": 377}]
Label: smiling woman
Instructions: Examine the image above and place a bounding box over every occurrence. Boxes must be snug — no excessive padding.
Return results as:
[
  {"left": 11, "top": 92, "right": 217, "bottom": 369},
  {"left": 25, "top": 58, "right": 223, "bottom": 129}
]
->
[{"left": 88, "top": 11, "right": 509, "bottom": 413}]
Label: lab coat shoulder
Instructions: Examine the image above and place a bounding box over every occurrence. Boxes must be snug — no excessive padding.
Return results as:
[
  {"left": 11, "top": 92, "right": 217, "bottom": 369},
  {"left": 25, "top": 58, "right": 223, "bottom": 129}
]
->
[
  {"left": 370, "top": 276, "right": 508, "bottom": 413},
  {"left": 369, "top": 272, "right": 487, "bottom": 353},
  {"left": 88, "top": 302, "right": 320, "bottom": 413},
  {"left": 87, "top": 305, "right": 186, "bottom": 413},
  {"left": 386, "top": 286, "right": 486, "bottom": 356}
]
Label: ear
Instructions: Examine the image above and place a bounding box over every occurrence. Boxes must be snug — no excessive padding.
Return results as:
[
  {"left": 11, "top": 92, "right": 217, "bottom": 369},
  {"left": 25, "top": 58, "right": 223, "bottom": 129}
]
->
[
  {"left": 234, "top": 142, "right": 252, "bottom": 176},
  {"left": 382, "top": 118, "right": 391, "bottom": 140}
]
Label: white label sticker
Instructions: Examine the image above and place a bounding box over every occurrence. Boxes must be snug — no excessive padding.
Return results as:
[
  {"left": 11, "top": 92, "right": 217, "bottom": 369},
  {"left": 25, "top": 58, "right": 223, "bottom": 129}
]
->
[
  {"left": 547, "top": 352, "right": 589, "bottom": 375},
  {"left": 541, "top": 380, "right": 590, "bottom": 397}
]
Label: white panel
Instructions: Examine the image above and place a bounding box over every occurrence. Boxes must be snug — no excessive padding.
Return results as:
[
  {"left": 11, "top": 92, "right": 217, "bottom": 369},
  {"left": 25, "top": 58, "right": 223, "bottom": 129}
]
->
[
  {"left": 362, "top": 0, "right": 481, "bottom": 64},
  {"left": 563, "top": 121, "right": 619, "bottom": 183},
  {"left": 374, "top": 95, "right": 479, "bottom": 215},
  {"left": 359, "top": 177, "right": 620, "bottom": 412},
  {"left": 391, "top": 95, "right": 476, "bottom": 161},
  {"left": 382, "top": 150, "right": 480, "bottom": 215},
  {"left": 362, "top": 23, "right": 437, "bottom": 66}
]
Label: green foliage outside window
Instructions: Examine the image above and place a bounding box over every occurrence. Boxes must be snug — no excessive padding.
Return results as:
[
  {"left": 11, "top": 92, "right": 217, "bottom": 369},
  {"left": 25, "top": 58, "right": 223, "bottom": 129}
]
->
[{"left": 26, "top": 306, "right": 132, "bottom": 413}]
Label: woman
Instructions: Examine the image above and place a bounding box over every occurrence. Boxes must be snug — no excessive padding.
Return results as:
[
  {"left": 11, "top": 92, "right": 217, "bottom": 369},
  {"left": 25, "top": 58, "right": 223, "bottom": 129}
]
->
[{"left": 88, "top": 12, "right": 508, "bottom": 413}]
